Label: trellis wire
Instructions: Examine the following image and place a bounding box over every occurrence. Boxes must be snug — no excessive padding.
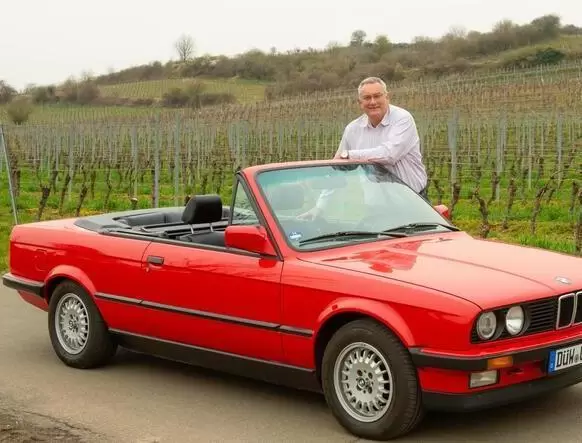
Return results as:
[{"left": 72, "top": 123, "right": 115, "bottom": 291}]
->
[{"left": 1, "top": 110, "right": 580, "bottom": 215}]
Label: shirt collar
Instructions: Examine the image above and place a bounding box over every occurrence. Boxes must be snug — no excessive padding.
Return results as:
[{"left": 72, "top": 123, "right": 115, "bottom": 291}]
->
[{"left": 360, "top": 106, "right": 391, "bottom": 128}]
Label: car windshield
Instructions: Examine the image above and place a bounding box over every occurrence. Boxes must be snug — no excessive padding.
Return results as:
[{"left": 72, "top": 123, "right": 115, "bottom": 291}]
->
[{"left": 256, "top": 163, "right": 456, "bottom": 250}]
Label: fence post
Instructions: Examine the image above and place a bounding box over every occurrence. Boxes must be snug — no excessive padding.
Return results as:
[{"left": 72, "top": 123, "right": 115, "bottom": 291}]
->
[
  {"left": 154, "top": 119, "right": 160, "bottom": 208},
  {"left": 0, "top": 125, "right": 19, "bottom": 225},
  {"left": 448, "top": 110, "right": 458, "bottom": 199}
]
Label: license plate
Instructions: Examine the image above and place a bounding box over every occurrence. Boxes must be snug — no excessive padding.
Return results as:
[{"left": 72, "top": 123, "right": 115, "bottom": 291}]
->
[{"left": 548, "top": 344, "right": 582, "bottom": 373}]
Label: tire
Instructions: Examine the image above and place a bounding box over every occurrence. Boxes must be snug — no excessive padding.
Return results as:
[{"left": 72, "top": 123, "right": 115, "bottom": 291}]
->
[
  {"left": 48, "top": 280, "right": 117, "bottom": 369},
  {"left": 321, "top": 318, "right": 424, "bottom": 441}
]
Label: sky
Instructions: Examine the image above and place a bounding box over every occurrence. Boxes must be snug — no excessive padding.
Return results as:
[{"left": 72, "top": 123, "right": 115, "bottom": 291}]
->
[{"left": 2, "top": 0, "right": 581, "bottom": 90}]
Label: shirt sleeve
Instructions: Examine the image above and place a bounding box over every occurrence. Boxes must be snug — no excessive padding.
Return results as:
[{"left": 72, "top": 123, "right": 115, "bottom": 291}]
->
[
  {"left": 315, "top": 188, "right": 334, "bottom": 209},
  {"left": 333, "top": 126, "right": 350, "bottom": 158},
  {"left": 348, "top": 114, "right": 419, "bottom": 165}
]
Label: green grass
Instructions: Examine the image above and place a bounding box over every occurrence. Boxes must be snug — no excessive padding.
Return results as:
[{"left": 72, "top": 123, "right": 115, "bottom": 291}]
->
[
  {"left": 0, "top": 158, "right": 579, "bottom": 274},
  {"left": 1, "top": 191, "right": 577, "bottom": 274}
]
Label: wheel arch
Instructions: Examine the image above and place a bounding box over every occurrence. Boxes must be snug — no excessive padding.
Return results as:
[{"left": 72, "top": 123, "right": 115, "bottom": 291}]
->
[
  {"left": 43, "top": 265, "right": 97, "bottom": 302},
  {"left": 313, "top": 299, "right": 416, "bottom": 385},
  {"left": 44, "top": 268, "right": 118, "bottom": 369}
]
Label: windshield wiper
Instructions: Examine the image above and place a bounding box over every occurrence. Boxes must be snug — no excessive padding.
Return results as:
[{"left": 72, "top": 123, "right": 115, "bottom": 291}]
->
[
  {"left": 381, "top": 222, "right": 460, "bottom": 234},
  {"left": 298, "top": 230, "right": 408, "bottom": 246}
]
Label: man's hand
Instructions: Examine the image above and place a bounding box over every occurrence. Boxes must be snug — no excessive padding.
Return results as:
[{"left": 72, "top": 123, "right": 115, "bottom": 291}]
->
[{"left": 296, "top": 206, "right": 321, "bottom": 221}]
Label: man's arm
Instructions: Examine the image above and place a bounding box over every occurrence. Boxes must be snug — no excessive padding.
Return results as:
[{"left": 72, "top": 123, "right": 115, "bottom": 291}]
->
[
  {"left": 348, "top": 114, "right": 419, "bottom": 166},
  {"left": 314, "top": 127, "right": 351, "bottom": 209}
]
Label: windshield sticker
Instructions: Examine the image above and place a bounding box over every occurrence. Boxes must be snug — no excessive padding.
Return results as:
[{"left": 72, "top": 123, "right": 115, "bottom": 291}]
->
[{"left": 289, "top": 231, "right": 303, "bottom": 241}]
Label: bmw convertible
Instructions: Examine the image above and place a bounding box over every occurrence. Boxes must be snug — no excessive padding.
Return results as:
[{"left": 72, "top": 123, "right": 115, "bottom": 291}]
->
[{"left": 3, "top": 159, "right": 582, "bottom": 441}]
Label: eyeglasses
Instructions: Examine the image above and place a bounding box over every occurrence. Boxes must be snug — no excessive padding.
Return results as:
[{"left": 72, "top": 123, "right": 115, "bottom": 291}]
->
[{"left": 359, "top": 93, "right": 386, "bottom": 102}]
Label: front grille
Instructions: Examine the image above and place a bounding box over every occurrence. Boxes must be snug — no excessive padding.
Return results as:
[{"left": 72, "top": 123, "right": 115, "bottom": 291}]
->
[
  {"left": 523, "top": 297, "right": 559, "bottom": 335},
  {"left": 556, "top": 291, "right": 582, "bottom": 329},
  {"left": 471, "top": 290, "right": 582, "bottom": 343}
]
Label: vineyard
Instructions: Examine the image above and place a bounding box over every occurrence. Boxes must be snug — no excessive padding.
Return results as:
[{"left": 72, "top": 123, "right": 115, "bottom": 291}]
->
[
  {"left": 98, "top": 78, "right": 269, "bottom": 103},
  {"left": 1, "top": 62, "right": 582, "bottom": 270},
  {"left": 2, "top": 60, "right": 582, "bottom": 124}
]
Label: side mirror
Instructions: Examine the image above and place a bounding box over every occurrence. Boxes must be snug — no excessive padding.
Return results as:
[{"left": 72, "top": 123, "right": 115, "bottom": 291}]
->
[
  {"left": 225, "top": 225, "right": 277, "bottom": 256},
  {"left": 433, "top": 204, "right": 450, "bottom": 220}
]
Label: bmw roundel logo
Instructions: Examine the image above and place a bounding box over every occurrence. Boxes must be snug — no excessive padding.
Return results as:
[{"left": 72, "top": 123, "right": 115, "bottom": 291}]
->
[{"left": 555, "top": 276, "right": 571, "bottom": 285}]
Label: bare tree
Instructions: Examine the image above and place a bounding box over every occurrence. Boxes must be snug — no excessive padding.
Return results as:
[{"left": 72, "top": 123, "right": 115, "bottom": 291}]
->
[
  {"left": 0, "top": 80, "right": 17, "bottom": 104},
  {"left": 175, "top": 34, "right": 195, "bottom": 62}
]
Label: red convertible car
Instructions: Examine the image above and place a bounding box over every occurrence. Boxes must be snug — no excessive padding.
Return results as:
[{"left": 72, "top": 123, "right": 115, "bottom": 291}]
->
[{"left": 3, "top": 160, "right": 582, "bottom": 440}]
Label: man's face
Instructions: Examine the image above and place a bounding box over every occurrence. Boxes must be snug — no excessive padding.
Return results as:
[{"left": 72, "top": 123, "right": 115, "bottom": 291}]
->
[{"left": 358, "top": 83, "right": 388, "bottom": 123}]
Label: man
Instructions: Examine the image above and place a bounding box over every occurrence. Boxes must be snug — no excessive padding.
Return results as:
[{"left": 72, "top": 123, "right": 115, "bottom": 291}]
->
[
  {"left": 299, "top": 77, "right": 428, "bottom": 219},
  {"left": 336, "top": 77, "right": 427, "bottom": 193}
]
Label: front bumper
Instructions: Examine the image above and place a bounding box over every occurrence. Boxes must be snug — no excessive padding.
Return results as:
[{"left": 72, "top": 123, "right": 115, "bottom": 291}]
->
[
  {"left": 410, "top": 335, "right": 582, "bottom": 371},
  {"left": 422, "top": 365, "right": 582, "bottom": 411},
  {"left": 410, "top": 335, "right": 582, "bottom": 411}
]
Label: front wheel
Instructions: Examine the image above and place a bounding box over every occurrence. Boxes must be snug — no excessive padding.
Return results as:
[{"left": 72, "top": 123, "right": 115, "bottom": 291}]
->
[
  {"left": 321, "top": 319, "right": 424, "bottom": 441},
  {"left": 48, "top": 280, "right": 117, "bottom": 369}
]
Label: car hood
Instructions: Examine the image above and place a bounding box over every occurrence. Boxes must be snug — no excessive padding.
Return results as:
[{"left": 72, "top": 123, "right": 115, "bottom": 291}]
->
[{"left": 300, "top": 232, "right": 582, "bottom": 310}]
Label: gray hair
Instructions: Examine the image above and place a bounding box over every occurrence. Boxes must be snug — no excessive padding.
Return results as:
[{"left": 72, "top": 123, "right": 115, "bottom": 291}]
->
[{"left": 357, "top": 77, "right": 387, "bottom": 96}]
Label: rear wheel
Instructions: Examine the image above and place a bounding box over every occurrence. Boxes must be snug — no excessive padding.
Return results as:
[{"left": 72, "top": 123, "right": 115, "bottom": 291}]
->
[
  {"left": 48, "top": 280, "right": 117, "bottom": 368},
  {"left": 321, "top": 319, "right": 424, "bottom": 440}
]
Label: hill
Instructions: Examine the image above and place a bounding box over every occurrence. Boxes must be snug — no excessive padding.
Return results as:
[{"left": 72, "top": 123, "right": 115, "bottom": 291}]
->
[
  {"left": 1, "top": 14, "right": 582, "bottom": 268},
  {"left": 88, "top": 14, "right": 581, "bottom": 100},
  {"left": 1, "top": 13, "right": 581, "bottom": 123}
]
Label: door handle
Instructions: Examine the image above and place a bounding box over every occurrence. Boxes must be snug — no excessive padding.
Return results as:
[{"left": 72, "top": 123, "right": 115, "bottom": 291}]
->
[{"left": 147, "top": 255, "right": 164, "bottom": 265}]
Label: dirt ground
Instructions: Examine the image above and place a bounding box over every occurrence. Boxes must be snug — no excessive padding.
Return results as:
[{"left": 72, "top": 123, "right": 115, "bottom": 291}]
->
[{"left": 0, "top": 407, "right": 93, "bottom": 442}]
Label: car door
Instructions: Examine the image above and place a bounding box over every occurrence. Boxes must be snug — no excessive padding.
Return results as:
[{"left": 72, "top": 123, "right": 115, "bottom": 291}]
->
[{"left": 136, "top": 178, "right": 284, "bottom": 363}]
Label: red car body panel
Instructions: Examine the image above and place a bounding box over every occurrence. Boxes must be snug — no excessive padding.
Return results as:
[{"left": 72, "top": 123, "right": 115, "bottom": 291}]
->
[
  {"left": 298, "top": 232, "right": 582, "bottom": 309},
  {"left": 135, "top": 240, "right": 285, "bottom": 362},
  {"left": 3, "top": 159, "right": 582, "bottom": 412}
]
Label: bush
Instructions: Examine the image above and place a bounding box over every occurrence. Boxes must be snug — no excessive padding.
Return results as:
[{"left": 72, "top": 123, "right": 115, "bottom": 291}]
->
[
  {"left": 500, "top": 46, "right": 566, "bottom": 69},
  {"left": 161, "top": 82, "right": 236, "bottom": 108},
  {"left": 6, "top": 97, "right": 34, "bottom": 125},
  {"left": 57, "top": 78, "right": 100, "bottom": 105}
]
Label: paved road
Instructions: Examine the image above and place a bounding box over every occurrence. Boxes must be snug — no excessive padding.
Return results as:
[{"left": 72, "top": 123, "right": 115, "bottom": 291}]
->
[{"left": 2, "top": 285, "right": 582, "bottom": 442}]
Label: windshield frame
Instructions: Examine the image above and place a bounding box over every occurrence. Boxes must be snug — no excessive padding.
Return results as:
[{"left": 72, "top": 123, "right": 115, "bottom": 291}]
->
[{"left": 253, "top": 161, "right": 456, "bottom": 253}]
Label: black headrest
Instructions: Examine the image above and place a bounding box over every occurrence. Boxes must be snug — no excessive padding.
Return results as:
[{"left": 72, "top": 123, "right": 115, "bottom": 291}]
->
[
  {"left": 268, "top": 183, "right": 305, "bottom": 211},
  {"left": 182, "top": 195, "right": 223, "bottom": 225}
]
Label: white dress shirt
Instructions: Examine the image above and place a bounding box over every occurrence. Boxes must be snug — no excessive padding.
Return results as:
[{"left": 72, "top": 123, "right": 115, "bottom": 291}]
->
[{"left": 316, "top": 104, "right": 427, "bottom": 209}]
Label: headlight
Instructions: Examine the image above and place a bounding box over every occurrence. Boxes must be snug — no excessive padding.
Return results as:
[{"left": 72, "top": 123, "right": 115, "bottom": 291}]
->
[
  {"left": 505, "top": 306, "right": 525, "bottom": 335},
  {"left": 476, "top": 312, "right": 497, "bottom": 340}
]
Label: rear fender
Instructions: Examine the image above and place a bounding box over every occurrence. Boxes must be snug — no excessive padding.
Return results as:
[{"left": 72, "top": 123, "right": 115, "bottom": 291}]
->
[
  {"left": 43, "top": 265, "right": 96, "bottom": 301},
  {"left": 315, "top": 297, "right": 416, "bottom": 347}
]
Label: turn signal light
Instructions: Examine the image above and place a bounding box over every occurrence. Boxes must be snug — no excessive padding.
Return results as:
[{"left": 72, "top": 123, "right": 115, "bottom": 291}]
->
[{"left": 487, "top": 356, "right": 513, "bottom": 369}]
